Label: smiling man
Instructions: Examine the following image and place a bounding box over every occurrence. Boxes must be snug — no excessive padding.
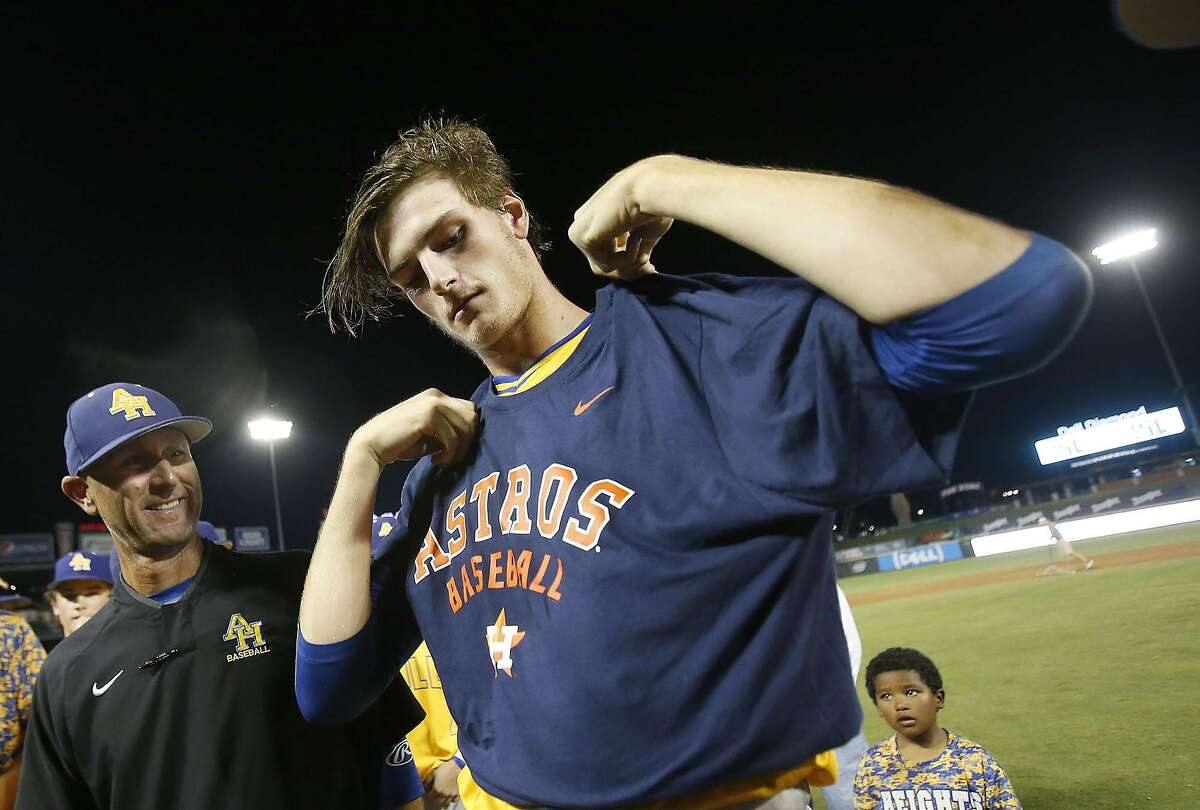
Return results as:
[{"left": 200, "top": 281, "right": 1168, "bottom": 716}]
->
[
  {"left": 299, "top": 119, "right": 1089, "bottom": 808},
  {"left": 17, "top": 382, "right": 425, "bottom": 810}
]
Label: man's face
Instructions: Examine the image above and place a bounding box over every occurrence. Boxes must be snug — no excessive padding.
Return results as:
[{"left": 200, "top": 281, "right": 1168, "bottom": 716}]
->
[
  {"left": 872, "top": 669, "right": 944, "bottom": 740},
  {"left": 48, "top": 579, "right": 113, "bottom": 637},
  {"left": 80, "top": 428, "right": 203, "bottom": 558},
  {"left": 376, "top": 175, "right": 541, "bottom": 354}
]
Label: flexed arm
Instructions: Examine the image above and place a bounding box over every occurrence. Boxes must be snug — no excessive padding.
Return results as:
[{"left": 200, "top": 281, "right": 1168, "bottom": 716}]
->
[
  {"left": 569, "top": 155, "right": 1031, "bottom": 325},
  {"left": 296, "top": 389, "right": 478, "bottom": 723}
]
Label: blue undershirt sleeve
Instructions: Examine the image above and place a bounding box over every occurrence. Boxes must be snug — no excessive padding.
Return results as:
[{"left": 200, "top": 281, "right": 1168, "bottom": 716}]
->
[
  {"left": 376, "top": 747, "right": 424, "bottom": 809},
  {"left": 295, "top": 611, "right": 400, "bottom": 726},
  {"left": 870, "top": 233, "right": 1092, "bottom": 394}
]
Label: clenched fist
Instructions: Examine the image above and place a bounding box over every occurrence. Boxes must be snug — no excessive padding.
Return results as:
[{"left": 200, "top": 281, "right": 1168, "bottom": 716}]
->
[{"left": 351, "top": 389, "right": 480, "bottom": 468}]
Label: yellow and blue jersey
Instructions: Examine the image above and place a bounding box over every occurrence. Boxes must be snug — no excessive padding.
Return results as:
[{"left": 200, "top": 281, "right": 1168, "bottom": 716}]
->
[
  {"left": 0, "top": 612, "right": 45, "bottom": 774},
  {"left": 399, "top": 641, "right": 459, "bottom": 781},
  {"left": 853, "top": 732, "right": 1021, "bottom": 810}
]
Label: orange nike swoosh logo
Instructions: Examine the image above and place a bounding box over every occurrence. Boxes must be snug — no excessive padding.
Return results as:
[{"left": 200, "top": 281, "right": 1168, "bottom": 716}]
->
[{"left": 574, "top": 386, "right": 616, "bottom": 416}]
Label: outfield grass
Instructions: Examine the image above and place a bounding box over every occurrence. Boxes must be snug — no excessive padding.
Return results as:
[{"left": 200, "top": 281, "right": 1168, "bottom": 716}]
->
[{"left": 813, "top": 524, "right": 1200, "bottom": 809}]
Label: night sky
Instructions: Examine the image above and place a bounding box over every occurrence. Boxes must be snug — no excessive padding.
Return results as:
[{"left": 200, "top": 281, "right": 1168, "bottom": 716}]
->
[{"left": 4, "top": 5, "right": 1198, "bottom": 548}]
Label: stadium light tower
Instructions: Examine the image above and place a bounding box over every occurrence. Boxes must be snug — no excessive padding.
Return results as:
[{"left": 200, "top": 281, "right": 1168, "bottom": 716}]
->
[
  {"left": 248, "top": 417, "right": 293, "bottom": 549},
  {"left": 1092, "top": 229, "right": 1199, "bottom": 450}
]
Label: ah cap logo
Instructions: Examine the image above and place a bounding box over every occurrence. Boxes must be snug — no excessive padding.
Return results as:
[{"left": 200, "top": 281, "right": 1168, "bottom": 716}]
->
[
  {"left": 222, "top": 612, "right": 271, "bottom": 663},
  {"left": 109, "top": 388, "right": 156, "bottom": 421},
  {"left": 378, "top": 520, "right": 394, "bottom": 537},
  {"left": 385, "top": 740, "right": 414, "bottom": 767},
  {"left": 485, "top": 608, "right": 525, "bottom": 678},
  {"left": 68, "top": 552, "right": 93, "bottom": 572}
]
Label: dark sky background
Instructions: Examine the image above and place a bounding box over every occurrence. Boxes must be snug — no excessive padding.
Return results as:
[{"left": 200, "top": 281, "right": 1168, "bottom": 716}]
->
[{"left": 3, "top": 4, "right": 1197, "bottom": 548}]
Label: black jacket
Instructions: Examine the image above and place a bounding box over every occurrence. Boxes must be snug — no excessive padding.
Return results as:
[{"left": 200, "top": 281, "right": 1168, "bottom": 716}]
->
[{"left": 16, "top": 543, "right": 422, "bottom": 810}]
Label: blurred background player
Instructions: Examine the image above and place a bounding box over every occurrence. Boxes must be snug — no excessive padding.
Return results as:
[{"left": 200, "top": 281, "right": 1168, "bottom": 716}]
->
[
  {"left": 1036, "top": 516, "right": 1093, "bottom": 576},
  {"left": 402, "top": 642, "right": 464, "bottom": 810},
  {"left": 197, "top": 519, "right": 233, "bottom": 549},
  {"left": 44, "top": 551, "right": 113, "bottom": 638},
  {"left": 0, "top": 597, "right": 45, "bottom": 810},
  {"left": 854, "top": 647, "right": 1021, "bottom": 810}
]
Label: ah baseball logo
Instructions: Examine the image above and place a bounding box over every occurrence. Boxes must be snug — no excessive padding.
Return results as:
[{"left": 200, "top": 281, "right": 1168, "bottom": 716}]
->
[
  {"left": 68, "top": 552, "right": 93, "bottom": 572},
  {"left": 485, "top": 608, "right": 525, "bottom": 678},
  {"left": 222, "top": 612, "right": 271, "bottom": 663},
  {"left": 385, "top": 739, "right": 414, "bottom": 767},
  {"left": 109, "top": 388, "right": 156, "bottom": 421}
]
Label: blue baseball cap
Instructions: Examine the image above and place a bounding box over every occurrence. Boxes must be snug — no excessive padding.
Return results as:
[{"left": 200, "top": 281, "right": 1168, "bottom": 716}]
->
[
  {"left": 47, "top": 551, "right": 114, "bottom": 590},
  {"left": 64, "top": 382, "right": 212, "bottom": 476},
  {"left": 0, "top": 577, "right": 32, "bottom": 609}
]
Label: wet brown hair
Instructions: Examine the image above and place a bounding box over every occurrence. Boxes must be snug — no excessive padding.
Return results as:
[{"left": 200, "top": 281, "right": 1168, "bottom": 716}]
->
[{"left": 317, "top": 117, "right": 547, "bottom": 335}]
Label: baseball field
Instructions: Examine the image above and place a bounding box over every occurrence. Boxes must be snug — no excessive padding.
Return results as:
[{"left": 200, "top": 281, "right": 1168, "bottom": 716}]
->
[{"left": 815, "top": 523, "right": 1200, "bottom": 809}]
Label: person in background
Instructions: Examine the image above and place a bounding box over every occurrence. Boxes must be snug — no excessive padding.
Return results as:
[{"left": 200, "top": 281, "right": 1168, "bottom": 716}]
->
[
  {"left": 0, "top": 602, "right": 46, "bottom": 810},
  {"left": 197, "top": 520, "right": 233, "bottom": 549},
  {"left": 854, "top": 647, "right": 1021, "bottom": 810},
  {"left": 44, "top": 551, "right": 114, "bottom": 638}
]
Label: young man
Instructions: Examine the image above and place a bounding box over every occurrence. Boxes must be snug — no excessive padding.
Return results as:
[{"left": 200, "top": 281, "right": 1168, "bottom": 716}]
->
[
  {"left": 297, "top": 120, "right": 1089, "bottom": 808},
  {"left": 44, "top": 550, "right": 113, "bottom": 638},
  {"left": 17, "top": 383, "right": 424, "bottom": 810},
  {"left": 855, "top": 647, "right": 1021, "bottom": 809}
]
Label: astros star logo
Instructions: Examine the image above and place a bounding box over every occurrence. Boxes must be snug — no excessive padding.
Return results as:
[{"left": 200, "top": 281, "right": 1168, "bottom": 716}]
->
[{"left": 485, "top": 608, "right": 525, "bottom": 678}]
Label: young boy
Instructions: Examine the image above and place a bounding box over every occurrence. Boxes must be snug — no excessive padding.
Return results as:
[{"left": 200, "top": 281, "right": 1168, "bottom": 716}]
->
[
  {"left": 855, "top": 647, "right": 1021, "bottom": 810},
  {"left": 44, "top": 550, "right": 114, "bottom": 638}
]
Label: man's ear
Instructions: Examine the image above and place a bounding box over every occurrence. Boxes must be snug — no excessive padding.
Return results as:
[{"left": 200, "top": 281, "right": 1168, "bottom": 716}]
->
[
  {"left": 500, "top": 192, "right": 531, "bottom": 240},
  {"left": 62, "top": 476, "right": 99, "bottom": 516},
  {"left": 935, "top": 689, "right": 946, "bottom": 711}
]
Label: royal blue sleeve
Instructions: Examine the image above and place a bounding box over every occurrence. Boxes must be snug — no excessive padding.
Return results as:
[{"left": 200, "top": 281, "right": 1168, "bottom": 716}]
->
[
  {"left": 294, "top": 468, "right": 434, "bottom": 725},
  {"left": 620, "top": 235, "right": 1086, "bottom": 510},
  {"left": 870, "top": 233, "right": 1092, "bottom": 394},
  {"left": 376, "top": 742, "right": 424, "bottom": 809},
  {"left": 295, "top": 615, "right": 395, "bottom": 726}
]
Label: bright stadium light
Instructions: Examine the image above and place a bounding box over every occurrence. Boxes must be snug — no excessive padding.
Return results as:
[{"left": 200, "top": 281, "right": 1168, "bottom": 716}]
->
[
  {"left": 1090, "top": 226, "right": 1198, "bottom": 451},
  {"left": 970, "top": 497, "right": 1200, "bottom": 557},
  {"left": 248, "top": 418, "right": 293, "bottom": 440},
  {"left": 1091, "top": 228, "right": 1157, "bottom": 265},
  {"left": 248, "top": 416, "right": 293, "bottom": 549}
]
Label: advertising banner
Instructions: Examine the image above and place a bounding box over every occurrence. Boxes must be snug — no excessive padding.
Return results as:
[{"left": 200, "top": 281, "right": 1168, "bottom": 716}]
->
[
  {"left": 878, "top": 541, "right": 965, "bottom": 572},
  {"left": 234, "top": 526, "right": 271, "bottom": 552},
  {"left": 0, "top": 534, "right": 55, "bottom": 566},
  {"left": 836, "top": 555, "right": 881, "bottom": 578},
  {"left": 79, "top": 524, "right": 115, "bottom": 556},
  {"left": 835, "top": 537, "right": 912, "bottom": 563}
]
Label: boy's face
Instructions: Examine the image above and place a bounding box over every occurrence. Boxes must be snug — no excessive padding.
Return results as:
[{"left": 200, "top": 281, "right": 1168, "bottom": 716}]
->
[
  {"left": 872, "top": 669, "right": 945, "bottom": 740},
  {"left": 49, "top": 579, "right": 113, "bottom": 637}
]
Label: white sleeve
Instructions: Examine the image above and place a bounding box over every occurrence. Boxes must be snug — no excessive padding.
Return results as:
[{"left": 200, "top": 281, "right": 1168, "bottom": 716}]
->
[{"left": 836, "top": 585, "right": 862, "bottom": 682}]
